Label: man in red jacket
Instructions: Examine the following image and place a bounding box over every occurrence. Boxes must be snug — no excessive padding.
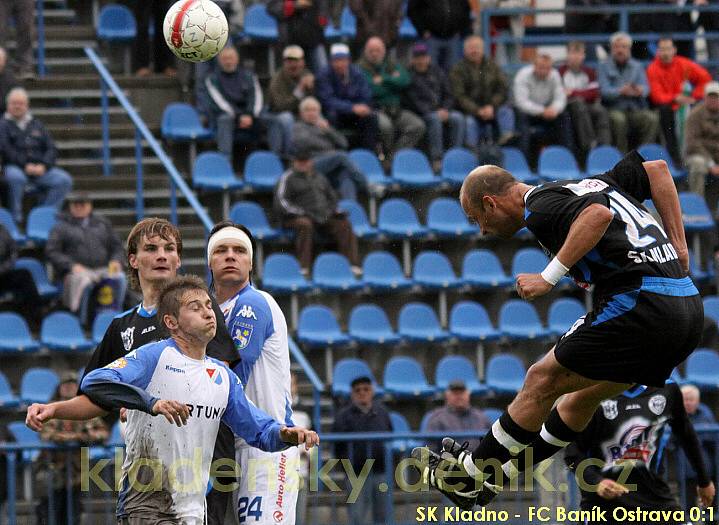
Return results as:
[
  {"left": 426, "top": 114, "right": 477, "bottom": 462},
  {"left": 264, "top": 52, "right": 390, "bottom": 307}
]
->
[{"left": 647, "top": 37, "right": 712, "bottom": 165}]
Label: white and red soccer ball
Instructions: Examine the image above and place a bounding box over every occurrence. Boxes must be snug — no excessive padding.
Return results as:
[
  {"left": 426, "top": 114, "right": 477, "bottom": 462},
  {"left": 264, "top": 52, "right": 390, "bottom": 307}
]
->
[{"left": 163, "top": 0, "right": 229, "bottom": 63}]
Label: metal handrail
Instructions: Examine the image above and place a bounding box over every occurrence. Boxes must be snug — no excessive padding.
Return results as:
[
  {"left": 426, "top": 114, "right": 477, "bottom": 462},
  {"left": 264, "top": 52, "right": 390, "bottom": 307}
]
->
[{"left": 36, "top": 0, "right": 46, "bottom": 78}]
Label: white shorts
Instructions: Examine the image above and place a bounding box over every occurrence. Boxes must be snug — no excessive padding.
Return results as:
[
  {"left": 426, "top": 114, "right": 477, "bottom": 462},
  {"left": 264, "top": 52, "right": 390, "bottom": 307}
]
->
[{"left": 235, "top": 444, "right": 300, "bottom": 525}]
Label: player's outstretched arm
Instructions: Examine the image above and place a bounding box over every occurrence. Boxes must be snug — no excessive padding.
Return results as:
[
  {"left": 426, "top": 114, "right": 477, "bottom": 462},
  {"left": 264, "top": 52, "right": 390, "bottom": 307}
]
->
[
  {"left": 280, "top": 426, "right": 320, "bottom": 450},
  {"left": 643, "top": 159, "right": 689, "bottom": 273},
  {"left": 26, "top": 394, "right": 107, "bottom": 431}
]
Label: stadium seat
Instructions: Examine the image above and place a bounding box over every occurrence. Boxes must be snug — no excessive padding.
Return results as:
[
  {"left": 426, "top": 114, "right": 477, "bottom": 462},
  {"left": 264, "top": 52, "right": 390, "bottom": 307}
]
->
[
  {"left": 312, "top": 252, "right": 363, "bottom": 292},
  {"left": 377, "top": 198, "right": 429, "bottom": 239},
  {"left": 511, "top": 247, "right": 572, "bottom": 288},
  {"left": 538, "top": 146, "right": 585, "bottom": 181},
  {"left": 348, "top": 149, "right": 392, "bottom": 187},
  {"left": 548, "top": 298, "right": 585, "bottom": 336},
  {"left": 362, "top": 251, "right": 413, "bottom": 291},
  {"left": 0, "top": 371, "right": 19, "bottom": 409},
  {"left": 483, "top": 408, "right": 503, "bottom": 423},
  {"left": 426, "top": 197, "right": 479, "bottom": 237},
  {"left": 20, "top": 368, "right": 60, "bottom": 405},
  {"left": 397, "top": 302, "right": 449, "bottom": 343},
  {"left": 499, "top": 299, "right": 552, "bottom": 340},
  {"left": 193, "top": 152, "right": 243, "bottom": 192},
  {"left": 703, "top": 296, "right": 719, "bottom": 326},
  {"left": 435, "top": 355, "right": 486, "bottom": 395},
  {"left": 14, "top": 258, "right": 59, "bottom": 299},
  {"left": 97, "top": 4, "right": 136, "bottom": 41},
  {"left": 325, "top": 6, "right": 357, "bottom": 40},
  {"left": 419, "top": 412, "right": 433, "bottom": 431},
  {"left": 391, "top": 149, "right": 441, "bottom": 188},
  {"left": 502, "top": 147, "right": 539, "bottom": 184},
  {"left": 41, "top": 312, "right": 94, "bottom": 352},
  {"left": 690, "top": 250, "right": 713, "bottom": 285},
  {"left": 89, "top": 421, "right": 124, "bottom": 460},
  {"left": 243, "top": 151, "right": 285, "bottom": 191},
  {"left": 348, "top": 304, "right": 400, "bottom": 345},
  {"left": 161, "top": 103, "right": 213, "bottom": 142},
  {"left": 0, "top": 312, "right": 39, "bottom": 353},
  {"left": 638, "top": 143, "right": 687, "bottom": 182},
  {"left": 332, "top": 358, "right": 383, "bottom": 397},
  {"left": 485, "top": 354, "right": 526, "bottom": 394},
  {"left": 461, "top": 249, "right": 513, "bottom": 289},
  {"left": 679, "top": 192, "right": 715, "bottom": 232},
  {"left": 262, "top": 254, "right": 312, "bottom": 294},
  {"left": 229, "top": 201, "right": 289, "bottom": 243},
  {"left": 296, "top": 305, "right": 350, "bottom": 347},
  {"left": 389, "top": 411, "right": 422, "bottom": 452},
  {"left": 449, "top": 301, "right": 501, "bottom": 342},
  {"left": 383, "top": 356, "right": 435, "bottom": 398},
  {"left": 586, "top": 145, "right": 622, "bottom": 175},
  {"left": 26, "top": 206, "right": 57, "bottom": 244},
  {"left": 92, "top": 310, "right": 119, "bottom": 345},
  {"left": 8, "top": 422, "right": 42, "bottom": 462},
  {"left": 412, "top": 251, "right": 463, "bottom": 290},
  {"left": 441, "top": 148, "right": 478, "bottom": 186},
  {"left": 398, "top": 16, "right": 418, "bottom": 39},
  {"left": 339, "top": 199, "right": 379, "bottom": 239},
  {"left": 0, "top": 208, "right": 25, "bottom": 244},
  {"left": 685, "top": 349, "right": 719, "bottom": 390},
  {"left": 242, "top": 4, "right": 279, "bottom": 40}
]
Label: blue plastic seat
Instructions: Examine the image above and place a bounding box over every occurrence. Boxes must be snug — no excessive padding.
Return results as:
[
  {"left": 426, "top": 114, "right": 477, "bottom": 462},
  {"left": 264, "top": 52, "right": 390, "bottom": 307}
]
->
[
  {"left": 339, "top": 199, "right": 379, "bottom": 239},
  {"left": 377, "top": 198, "right": 429, "bottom": 239},
  {"left": 0, "top": 208, "right": 25, "bottom": 243},
  {"left": 703, "top": 296, "right": 719, "bottom": 326},
  {"left": 397, "top": 302, "right": 449, "bottom": 343},
  {"left": 8, "top": 421, "right": 42, "bottom": 462},
  {"left": 41, "top": 312, "right": 94, "bottom": 352},
  {"left": 243, "top": 151, "right": 285, "bottom": 191},
  {"left": 362, "top": 251, "right": 413, "bottom": 291},
  {"left": 383, "top": 356, "right": 435, "bottom": 398},
  {"left": 26, "top": 206, "right": 57, "bottom": 244},
  {"left": 426, "top": 197, "right": 479, "bottom": 237},
  {"left": 638, "top": 143, "right": 687, "bottom": 182},
  {"left": 312, "top": 252, "right": 363, "bottom": 292},
  {"left": 89, "top": 421, "right": 125, "bottom": 460},
  {"left": 230, "top": 201, "right": 287, "bottom": 242},
  {"left": 548, "top": 298, "right": 585, "bottom": 336},
  {"left": 462, "top": 249, "right": 513, "bottom": 289},
  {"left": 97, "top": 4, "right": 137, "bottom": 41},
  {"left": 685, "top": 349, "right": 719, "bottom": 390},
  {"left": 332, "top": 358, "right": 383, "bottom": 397},
  {"left": 391, "top": 149, "right": 440, "bottom": 188},
  {"left": 412, "top": 251, "right": 463, "bottom": 289},
  {"left": 511, "top": 247, "right": 549, "bottom": 278},
  {"left": 296, "top": 305, "right": 350, "bottom": 347},
  {"left": 21, "top": 368, "right": 60, "bottom": 405},
  {"left": 502, "top": 147, "right": 539, "bottom": 184},
  {"left": 483, "top": 408, "right": 503, "bottom": 424},
  {"left": 398, "top": 16, "right": 418, "bottom": 39},
  {"left": 389, "top": 411, "right": 422, "bottom": 452},
  {"left": 14, "top": 258, "right": 59, "bottom": 299},
  {"left": 449, "top": 301, "right": 501, "bottom": 342},
  {"left": 161, "top": 103, "right": 213, "bottom": 141},
  {"left": 348, "top": 304, "right": 400, "bottom": 345},
  {"left": 586, "top": 145, "right": 622, "bottom": 175},
  {"left": 193, "top": 152, "right": 243, "bottom": 192},
  {"left": 538, "top": 146, "right": 585, "bottom": 181},
  {"left": 262, "top": 254, "right": 312, "bottom": 294},
  {"left": 243, "top": 4, "right": 279, "bottom": 40},
  {"left": 348, "top": 148, "right": 390, "bottom": 187},
  {"left": 690, "top": 250, "right": 713, "bottom": 285},
  {"left": 435, "top": 355, "right": 486, "bottom": 395},
  {"left": 339, "top": 6, "right": 358, "bottom": 39},
  {"left": 485, "top": 354, "right": 526, "bottom": 394},
  {"left": 680, "top": 192, "right": 715, "bottom": 232},
  {"left": 441, "top": 148, "right": 478, "bottom": 186},
  {"left": 0, "top": 312, "right": 39, "bottom": 353},
  {"left": 91, "top": 309, "right": 119, "bottom": 345},
  {"left": 499, "top": 299, "right": 552, "bottom": 340},
  {"left": 0, "top": 371, "right": 19, "bottom": 409}
]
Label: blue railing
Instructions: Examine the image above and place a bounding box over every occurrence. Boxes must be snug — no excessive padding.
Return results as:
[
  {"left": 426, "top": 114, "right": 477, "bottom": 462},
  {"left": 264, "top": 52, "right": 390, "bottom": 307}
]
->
[
  {"left": 36, "top": 0, "right": 47, "bottom": 78},
  {"left": 288, "top": 337, "right": 325, "bottom": 431}
]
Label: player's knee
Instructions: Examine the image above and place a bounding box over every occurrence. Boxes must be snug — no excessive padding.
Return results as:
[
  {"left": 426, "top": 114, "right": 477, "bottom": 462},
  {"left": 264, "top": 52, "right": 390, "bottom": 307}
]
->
[{"left": 523, "top": 362, "right": 563, "bottom": 400}]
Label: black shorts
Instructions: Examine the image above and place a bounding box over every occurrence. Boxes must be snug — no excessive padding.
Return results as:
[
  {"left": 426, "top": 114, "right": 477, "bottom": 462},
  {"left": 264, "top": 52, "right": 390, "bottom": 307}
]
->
[{"left": 554, "top": 276, "right": 703, "bottom": 387}]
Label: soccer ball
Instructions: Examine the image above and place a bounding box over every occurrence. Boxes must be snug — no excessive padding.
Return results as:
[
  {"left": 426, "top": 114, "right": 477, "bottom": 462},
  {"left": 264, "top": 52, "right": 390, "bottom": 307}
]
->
[{"left": 163, "top": 0, "right": 229, "bottom": 63}]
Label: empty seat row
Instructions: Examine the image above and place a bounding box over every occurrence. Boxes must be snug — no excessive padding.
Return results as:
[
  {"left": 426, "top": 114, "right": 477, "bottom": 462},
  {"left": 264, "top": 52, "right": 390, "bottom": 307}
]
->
[{"left": 0, "top": 206, "right": 59, "bottom": 245}]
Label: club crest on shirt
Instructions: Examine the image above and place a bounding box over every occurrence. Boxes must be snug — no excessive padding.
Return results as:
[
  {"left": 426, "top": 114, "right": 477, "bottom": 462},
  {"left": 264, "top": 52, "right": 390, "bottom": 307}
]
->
[
  {"left": 238, "top": 304, "right": 257, "bottom": 320},
  {"left": 649, "top": 394, "right": 666, "bottom": 415},
  {"left": 601, "top": 399, "right": 619, "bottom": 420},
  {"left": 233, "top": 322, "right": 254, "bottom": 350},
  {"left": 121, "top": 327, "right": 135, "bottom": 351}
]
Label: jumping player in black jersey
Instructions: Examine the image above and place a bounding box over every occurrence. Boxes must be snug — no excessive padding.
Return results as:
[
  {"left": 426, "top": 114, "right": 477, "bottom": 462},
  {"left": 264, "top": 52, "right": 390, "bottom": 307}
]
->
[
  {"left": 564, "top": 382, "right": 715, "bottom": 523},
  {"left": 412, "top": 152, "right": 704, "bottom": 509}
]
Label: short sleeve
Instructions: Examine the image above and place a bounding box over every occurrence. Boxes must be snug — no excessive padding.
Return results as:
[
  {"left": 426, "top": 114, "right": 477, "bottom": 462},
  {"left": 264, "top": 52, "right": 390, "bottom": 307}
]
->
[{"left": 594, "top": 150, "right": 650, "bottom": 203}]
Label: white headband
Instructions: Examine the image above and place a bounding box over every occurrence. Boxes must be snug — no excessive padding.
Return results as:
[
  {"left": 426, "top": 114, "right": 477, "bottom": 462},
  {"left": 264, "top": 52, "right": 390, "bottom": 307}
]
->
[{"left": 207, "top": 227, "right": 253, "bottom": 264}]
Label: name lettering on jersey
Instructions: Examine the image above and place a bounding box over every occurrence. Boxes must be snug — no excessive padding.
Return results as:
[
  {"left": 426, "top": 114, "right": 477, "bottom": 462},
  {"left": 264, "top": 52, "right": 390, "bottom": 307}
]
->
[
  {"left": 141, "top": 325, "right": 156, "bottom": 335},
  {"left": 185, "top": 403, "right": 226, "bottom": 420},
  {"left": 165, "top": 364, "right": 186, "bottom": 374},
  {"left": 121, "top": 327, "right": 135, "bottom": 351},
  {"left": 233, "top": 322, "right": 254, "bottom": 351},
  {"left": 601, "top": 400, "right": 619, "bottom": 420},
  {"left": 627, "top": 243, "right": 679, "bottom": 265},
  {"left": 238, "top": 304, "right": 257, "bottom": 320},
  {"left": 649, "top": 394, "right": 666, "bottom": 415}
]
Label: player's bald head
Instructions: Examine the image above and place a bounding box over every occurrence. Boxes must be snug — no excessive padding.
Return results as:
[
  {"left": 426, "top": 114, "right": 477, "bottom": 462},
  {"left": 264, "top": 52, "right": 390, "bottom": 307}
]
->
[{"left": 459, "top": 165, "right": 517, "bottom": 214}]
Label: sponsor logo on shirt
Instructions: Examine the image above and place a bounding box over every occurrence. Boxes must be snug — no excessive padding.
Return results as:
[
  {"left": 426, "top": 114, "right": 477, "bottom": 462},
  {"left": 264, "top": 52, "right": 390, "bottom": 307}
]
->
[
  {"left": 238, "top": 304, "right": 257, "bottom": 320},
  {"left": 233, "top": 322, "right": 254, "bottom": 351},
  {"left": 626, "top": 403, "right": 641, "bottom": 410},
  {"left": 121, "top": 327, "right": 135, "bottom": 351},
  {"left": 275, "top": 452, "right": 287, "bottom": 520},
  {"left": 140, "top": 325, "right": 156, "bottom": 335},
  {"left": 186, "top": 403, "right": 226, "bottom": 419}
]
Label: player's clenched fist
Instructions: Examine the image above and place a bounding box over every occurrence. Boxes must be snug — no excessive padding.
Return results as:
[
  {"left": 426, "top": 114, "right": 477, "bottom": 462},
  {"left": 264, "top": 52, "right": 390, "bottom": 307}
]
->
[
  {"left": 515, "top": 273, "right": 553, "bottom": 300},
  {"left": 280, "top": 426, "right": 320, "bottom": 450},
  {"left": 26, "top": 403, "right": 55, "bottom": 432},
  {"left": 151, "top": 399, "right": 189, "bottom": 427}
]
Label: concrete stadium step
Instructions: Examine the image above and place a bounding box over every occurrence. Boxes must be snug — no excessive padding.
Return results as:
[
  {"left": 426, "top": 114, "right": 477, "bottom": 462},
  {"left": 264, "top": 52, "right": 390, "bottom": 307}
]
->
[
  {"left": 37, "top": 8, "right": 76, "bottom": 24},
  {"left": 48, "top": 124, "right": 153, "bottom": 140},
  {"left": 27, "top": 89, "right": 123, "bottom": 100},
  {"left": 58, "top": 158, "right": 167, "bottom": 176},
  {"left": 33, "top": 106, "right": 131, "bottom": 125},
  {"left": 27, "top": 75, "right": 179, "bottom": 90},
  {"left": 43, "top": 56, "right": 108, "bottom": 75},
  {"left": 55, "top": 138, "right": 151, "bottom": 152}
]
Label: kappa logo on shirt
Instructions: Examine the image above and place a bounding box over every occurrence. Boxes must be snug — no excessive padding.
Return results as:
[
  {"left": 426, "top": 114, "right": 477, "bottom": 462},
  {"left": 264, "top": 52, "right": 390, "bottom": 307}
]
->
[{"left": 237, "top": 304, "right": 257, "bottom": 320}]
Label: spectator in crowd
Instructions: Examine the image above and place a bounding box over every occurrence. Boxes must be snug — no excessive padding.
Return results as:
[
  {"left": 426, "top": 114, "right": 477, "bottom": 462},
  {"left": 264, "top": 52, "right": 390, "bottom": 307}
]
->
[
  {"left": 204, "top": 45, "right": 262, "bottom": 163},
  {"left": 317, "top": 43, "right": 379, "bottom": 152},
  {"left": 358, "top": 37, "right": 425, "bottom": 161},
  {"left": 564, "top": 0, "right": 616, "bottom": 61},
  {"left": 407, "top": 0, "right": 471, "bottom": 73},
  {"left": 627, "top": 0, "right": 694, "bottom": 59},
  {"left": 0, "top": 0, "right": 33, "bottom": 79},
  {"left": 599, "top": 32, "right": 659, "bottom": 154},
  {"left": 513, "top": 54, "right": 574, "bottom": 158},
  {"left": 0, "top": 88, "right": 73, "bottom": 224},
  {"left": 36, "top": 371, "right": 109, "bottom": 525},
  {"left": 332, "top": 376, "right": 393, "bottom": 525},
  {"left": 292, "top": 96, "right": 366, "bottom": 200},
  {"left": 647, "top": 37, "right": 712, "bottom": 165},
  {"left": 482, "top": 0, "right": 530, "bottom": 65},
  {"left": 558, "top": 41, "right": 611, "bottom": 158},
  {"left": 684, "top": 81, "right": 719, "bottom": 198},
  {"left": 267, "top": 0, "right": 328, "bottom": 72},
  {"left": 267, "top": 45, "right": 316, "bottom": 159},
  {"left": 130, "top": 1, "right": 176, "bottom": 76},
  {"left": 681, "top": 384, "right": 718, "bottom": 512},
  {"left": 0, "top": 48, "right": 17, "bottom": 115},
  {"left": 449, "top": 36, "right": 514, "bottom": 149},
  {"left": 406, "top": 43, "right": 465, "bottom": 172},
  {"left": 274, "top": 145, "right": 360, "bottom": 274},
  {"left": 424, "top": 380, "right": 491, "bottom": 452},
  {"left": 348, "top": 0, "right": 404, "bottom": 53},
  {"left": 45, "top": 192, "right": 126, "bottom": 321}
]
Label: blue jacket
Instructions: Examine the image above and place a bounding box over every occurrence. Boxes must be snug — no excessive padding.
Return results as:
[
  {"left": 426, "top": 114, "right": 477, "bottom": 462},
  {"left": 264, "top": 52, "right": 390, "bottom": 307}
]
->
[
  {"left": 598, "top": 58, "right": 650, "bottom": 111},
  {"left": 316, "top": 64, "right": 372, "bottom": 121},
  {"left": 0, "top": 116, "right": 57, "bottom": 168}
]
